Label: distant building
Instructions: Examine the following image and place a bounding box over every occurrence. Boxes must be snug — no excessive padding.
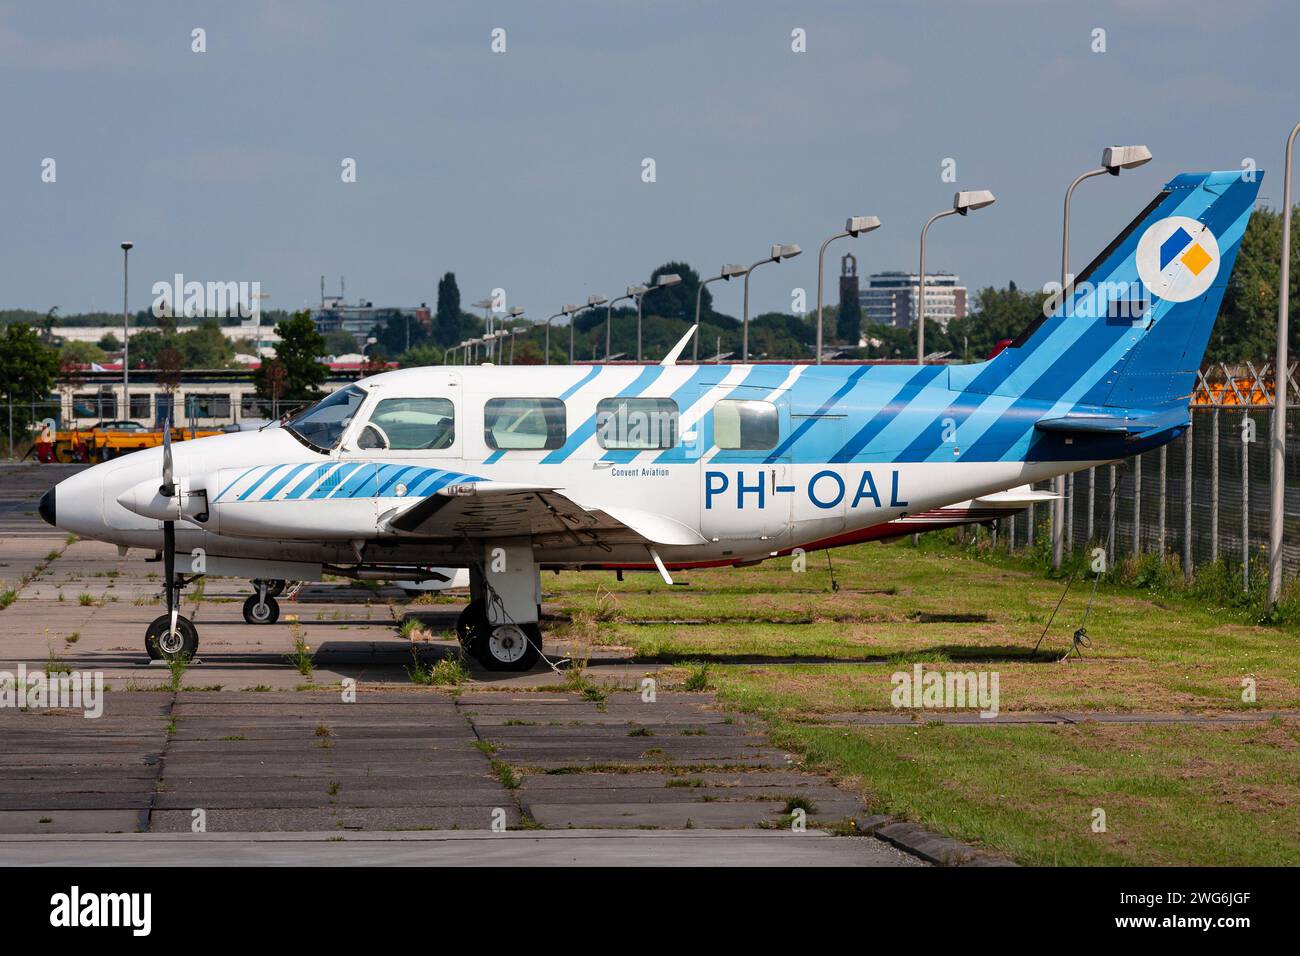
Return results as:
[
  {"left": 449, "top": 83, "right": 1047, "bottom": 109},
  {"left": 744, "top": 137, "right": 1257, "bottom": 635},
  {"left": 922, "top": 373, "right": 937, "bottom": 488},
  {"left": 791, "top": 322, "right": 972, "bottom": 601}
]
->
[
  {"left": 312, "top": 297, "right": 430, "bottom": 349},
  {"left": 860, "top": 271, "right": 966, "bottom": 329}
]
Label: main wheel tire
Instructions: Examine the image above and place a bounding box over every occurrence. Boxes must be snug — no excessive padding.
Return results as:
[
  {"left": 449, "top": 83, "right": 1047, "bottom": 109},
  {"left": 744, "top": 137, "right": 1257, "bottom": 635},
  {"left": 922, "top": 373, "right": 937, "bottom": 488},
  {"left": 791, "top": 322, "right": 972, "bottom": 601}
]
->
[
  {"left": 146, "top": 614, "right": 199, "bottom": 661},
  {"left": 475, "top": 621, "right": 542, "bottom": 672},
  {"left": 242, "top": 594, "right": 280, "bottom": 625},
  {"left": 455, "top": 600, "right": 486, "bottom": 649}
]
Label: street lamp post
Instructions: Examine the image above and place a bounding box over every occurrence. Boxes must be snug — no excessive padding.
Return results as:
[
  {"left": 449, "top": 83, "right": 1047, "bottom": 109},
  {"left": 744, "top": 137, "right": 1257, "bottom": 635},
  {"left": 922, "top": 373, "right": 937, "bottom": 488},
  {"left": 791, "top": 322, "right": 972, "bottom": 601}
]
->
[
  {"left": 543, "top": 306, "right": 580, "bottom": 365},
  {"left": 743, "top": 245, "right": 800, "bottom": 362},
  {"left": 505, "top": 307, "right": 525, "bottom": 364},
  {"left": 574, "top": 295, "right": 607, "bottom": 364},
  {"left": 1270, "top": 123, "right": 1299, "bottom": 610},
  {"left": 632, "top": 274, "right": 681, "bottom": 362},
  {"left": 693, "top": 265, "right": 747, "bottom": 362},
  {"left": 1053, "top": 145, "right": 1152, "bottom": 570},
  {"left": 120, "top": 242, "right": 133, "bottom": 419},
  {"left": 918, "top": 191, "right": 995, "bottom": 365},
  {"left": 817, "top": 217, "right": 880, "bottom": 364},
  {"left": 604, "top": 292, "right": 633, "bottom": 362}
]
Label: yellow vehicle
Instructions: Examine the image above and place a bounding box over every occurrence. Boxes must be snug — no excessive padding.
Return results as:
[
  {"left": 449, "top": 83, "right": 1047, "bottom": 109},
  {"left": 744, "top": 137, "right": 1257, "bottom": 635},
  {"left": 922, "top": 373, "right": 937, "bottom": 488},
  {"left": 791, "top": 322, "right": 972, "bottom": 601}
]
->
[{"left": 41, "top": 422, "right": 223, "bottom": 464}]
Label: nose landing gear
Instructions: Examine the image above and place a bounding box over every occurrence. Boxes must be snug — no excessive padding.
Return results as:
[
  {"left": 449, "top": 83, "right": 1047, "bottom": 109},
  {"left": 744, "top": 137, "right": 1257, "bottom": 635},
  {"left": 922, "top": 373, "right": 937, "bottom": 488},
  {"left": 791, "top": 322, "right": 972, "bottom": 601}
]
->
[{"left": 146, "top": 572, "right": 200, "bottom": 661}]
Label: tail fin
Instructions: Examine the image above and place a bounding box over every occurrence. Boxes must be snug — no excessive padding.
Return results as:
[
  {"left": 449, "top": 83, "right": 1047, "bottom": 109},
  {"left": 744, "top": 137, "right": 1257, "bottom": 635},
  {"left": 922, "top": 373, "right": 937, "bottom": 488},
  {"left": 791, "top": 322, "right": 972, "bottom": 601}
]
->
[{"left": 954, "top": 170, "right": 1262, "bottom": 410}]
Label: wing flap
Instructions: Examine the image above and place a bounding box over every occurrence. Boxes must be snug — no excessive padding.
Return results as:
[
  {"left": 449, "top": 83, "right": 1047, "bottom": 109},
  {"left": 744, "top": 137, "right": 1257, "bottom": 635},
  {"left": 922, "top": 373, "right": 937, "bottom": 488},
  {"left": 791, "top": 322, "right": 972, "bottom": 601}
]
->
[{"left": 384, "top": 482, "right": 705, "bottom": 546}]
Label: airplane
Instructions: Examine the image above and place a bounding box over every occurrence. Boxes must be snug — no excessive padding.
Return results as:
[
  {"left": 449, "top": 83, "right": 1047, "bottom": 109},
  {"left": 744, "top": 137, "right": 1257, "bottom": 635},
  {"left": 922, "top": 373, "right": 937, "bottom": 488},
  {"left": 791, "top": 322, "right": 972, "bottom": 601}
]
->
[{"left": 37, "top": 169, "right": 1260, "bottom": 670}]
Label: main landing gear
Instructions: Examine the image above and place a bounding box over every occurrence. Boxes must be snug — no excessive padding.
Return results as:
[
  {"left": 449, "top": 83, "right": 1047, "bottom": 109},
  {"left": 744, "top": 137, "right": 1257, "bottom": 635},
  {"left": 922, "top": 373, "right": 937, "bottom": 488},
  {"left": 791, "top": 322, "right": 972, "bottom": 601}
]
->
[
  {"left": 458, "top": 538, "right": 545, "bottom": 672},
  {"left": 456, "top": 600, "right": 542, "bottom": 672},
  {"left": 243, "top": 579, "right": 282, "bottom": 625}
]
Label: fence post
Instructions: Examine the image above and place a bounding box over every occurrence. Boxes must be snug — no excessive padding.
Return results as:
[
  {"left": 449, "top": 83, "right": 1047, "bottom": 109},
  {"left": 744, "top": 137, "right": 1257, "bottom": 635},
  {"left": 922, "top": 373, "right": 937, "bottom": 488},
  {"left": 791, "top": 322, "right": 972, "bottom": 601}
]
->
[
  {"left": 1133, "top": 455, "right": 1143, "bottom": 557},
  {"left": 1108, "top": 464, "right": 1118, "bottom": 564},
  {"left": 1184, "top": 420, "right": 1194, "bottom": 582},
  {"left": 1242, "top": 414, "right": 1250, "bottom": 591},
  {"left": 1158, "top": 445, "right": 1167, "bottom": 555},
  {"left": 1066, "top": 473, "right": 1074, "bottom": 554},
  {"left": 1087, "top": 466, "right": 1095, "bottom": 544},
  {"left": 1211, "top": 408, "right": 1220, "bottom": 564}
]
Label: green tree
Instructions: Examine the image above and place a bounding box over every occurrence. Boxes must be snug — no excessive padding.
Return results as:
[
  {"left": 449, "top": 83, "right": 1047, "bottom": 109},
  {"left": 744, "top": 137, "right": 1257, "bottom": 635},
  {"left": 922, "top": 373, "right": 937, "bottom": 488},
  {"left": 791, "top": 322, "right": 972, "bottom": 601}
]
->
[
  {"left": 59, "top": 341, "right": 106, "bottom": 365},
  {"left": 649, "top": 262, "right": 709, "bottom": 323},
  {"left": 398, "top": 344, "right": 444, "bottom": 367},
  {"left": 97, "top": 332, "right": 121, "bottom": 352},
  {"left": 175, "top": 320, "right": 236, "bottom": 368},
  {"left": 1209, "top": 205, "right": 1300, "bottom": 363},
  {"left": 257, "top": 310, "right": 327, "bottom": 400},
  {"left": 0, "top": 324, "right": 61, "bottom": 444},
  {"left": 323, "top": 329, "right": 359, "bottom": 356},
  {"left": 434, "top": 272, "right": 461, "bottom": 347}
]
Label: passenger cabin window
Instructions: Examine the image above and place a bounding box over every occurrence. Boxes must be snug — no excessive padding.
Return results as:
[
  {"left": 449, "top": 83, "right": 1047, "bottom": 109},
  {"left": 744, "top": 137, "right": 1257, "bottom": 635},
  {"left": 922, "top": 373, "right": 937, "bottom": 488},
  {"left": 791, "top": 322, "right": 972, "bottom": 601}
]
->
[
  {"left": 285, "top": 385, "right": 365, "bottom": 451},
  {"left": 713, "top": 399, "right": 778, "bottom": 450},
  {"left": 357, "top": 397, "right": 455, "bottom": 450},
  {"left": 596, "top": 397, "right": 678, "bottom": 450},
  {"left": 484, "top": 398, "right": 566, "bottom": 450}
]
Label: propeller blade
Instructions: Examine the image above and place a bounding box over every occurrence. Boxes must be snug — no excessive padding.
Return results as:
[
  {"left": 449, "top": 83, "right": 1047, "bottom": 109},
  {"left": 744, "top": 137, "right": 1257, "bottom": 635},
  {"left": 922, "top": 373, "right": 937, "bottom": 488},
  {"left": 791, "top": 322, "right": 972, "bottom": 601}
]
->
[{"left": 161, "top": 414, "right": 175, "bottom": 498}]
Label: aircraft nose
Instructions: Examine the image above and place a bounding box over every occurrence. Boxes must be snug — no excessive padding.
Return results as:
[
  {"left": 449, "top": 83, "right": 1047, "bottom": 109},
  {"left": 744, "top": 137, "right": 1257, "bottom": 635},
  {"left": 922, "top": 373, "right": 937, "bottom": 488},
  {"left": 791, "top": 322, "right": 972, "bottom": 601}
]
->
[{"left": 38, "top": 487, "right": 56, "bottom": 527}]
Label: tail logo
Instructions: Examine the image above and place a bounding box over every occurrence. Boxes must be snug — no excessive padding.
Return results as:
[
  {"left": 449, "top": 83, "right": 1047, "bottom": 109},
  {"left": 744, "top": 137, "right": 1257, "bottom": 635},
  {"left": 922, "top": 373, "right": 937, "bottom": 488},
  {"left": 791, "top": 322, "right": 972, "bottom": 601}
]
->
[{"left": 1135, "top": 216, "right": 1220, "bottom": 303}]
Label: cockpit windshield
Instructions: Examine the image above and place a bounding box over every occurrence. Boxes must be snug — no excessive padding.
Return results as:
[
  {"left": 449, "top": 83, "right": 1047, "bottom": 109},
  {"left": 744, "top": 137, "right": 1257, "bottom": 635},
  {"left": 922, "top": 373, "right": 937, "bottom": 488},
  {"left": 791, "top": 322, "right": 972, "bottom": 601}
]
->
[{"left": 284, "top": 385, "right": 365, "bottom": 451}]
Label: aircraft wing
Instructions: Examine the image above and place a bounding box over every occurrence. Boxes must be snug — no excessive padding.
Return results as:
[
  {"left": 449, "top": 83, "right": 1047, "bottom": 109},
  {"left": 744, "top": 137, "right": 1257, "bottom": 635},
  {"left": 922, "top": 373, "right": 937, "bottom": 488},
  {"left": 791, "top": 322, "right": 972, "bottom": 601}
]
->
[{"left": 383, "top": 482, "right": 706, "bottom": 547}]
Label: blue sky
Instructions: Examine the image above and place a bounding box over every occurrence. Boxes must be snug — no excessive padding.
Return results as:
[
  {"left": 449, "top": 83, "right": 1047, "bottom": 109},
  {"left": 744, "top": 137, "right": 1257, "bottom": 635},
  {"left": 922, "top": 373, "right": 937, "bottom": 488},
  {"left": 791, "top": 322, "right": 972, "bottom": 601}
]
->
[{"left": 3, "top": 0, "right": 1297, "bottom": 320}]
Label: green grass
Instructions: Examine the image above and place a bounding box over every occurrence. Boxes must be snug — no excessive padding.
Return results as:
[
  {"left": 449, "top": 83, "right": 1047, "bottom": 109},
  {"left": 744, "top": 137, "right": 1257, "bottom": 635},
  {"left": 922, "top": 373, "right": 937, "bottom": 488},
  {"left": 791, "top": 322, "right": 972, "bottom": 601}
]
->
[
  {"left": 406, "top": 652, "right": 470, "bottom": 686},
  {"left": 536, "top": 534, "right": 1300, "bottom": 865},
  {"left": 770, "top": 718, "right": 1300, "bottom": 866}
]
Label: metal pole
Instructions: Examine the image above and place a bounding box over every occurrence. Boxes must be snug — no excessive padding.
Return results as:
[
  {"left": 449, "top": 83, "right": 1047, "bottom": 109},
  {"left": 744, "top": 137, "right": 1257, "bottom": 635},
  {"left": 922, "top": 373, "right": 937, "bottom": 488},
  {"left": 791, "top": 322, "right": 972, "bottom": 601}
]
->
[
  {"left": 1158, "top": 444, "right": 1167, "bottom": 554},
  {"left": 741, "top": 259, "right": 770, "bottom": 363},
  {"left": 918, "top": 210, "right": 955, "bottom": 364},
  {"left": 1108, "top": 464, "right": 1117, "bottom": 564},
  {"left": 1269, "top": 121, "right": 1299, "bottom": 609},
  {"left": 1087, "top": 466, "right": 1095, "bottom": 542},
  {"left": 1243, "top": 414, "right": 1251, "bottom": 591},
  {"left": 606, "top": 302, "right": 613, "bottom": 362},
  {"left": 1066, "top": 472, "right": 1074, "bottom": 554},
  {"left": 817, "top": 232, "right": 848, "bottom": 365},
  {"left": 1054, "top": 167, "right": 1108, "bottom": 571},
  {"left": 570, "top": 314, "right": 576, "bottom": 365},
  {"left": 1133, "top": 455, "right": 1142, "bottom": 557},
  {"left": 1211, "top": 408, "right": 1220, "bottom": 564},
  {"left": 121, "top": 244, "right": 131, "bottom": 418},
  {"left": 636, "top": 296, "right": 643, "bottom": 363},
  {"left": 1184, "top": 420, "right": 1194, "bottom": 582}
]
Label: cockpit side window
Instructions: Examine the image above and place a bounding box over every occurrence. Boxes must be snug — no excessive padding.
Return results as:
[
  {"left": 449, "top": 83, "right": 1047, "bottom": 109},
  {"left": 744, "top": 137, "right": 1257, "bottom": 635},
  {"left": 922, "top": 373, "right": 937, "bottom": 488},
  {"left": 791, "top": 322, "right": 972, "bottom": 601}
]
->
[
  {"left": 364, "top": 397, "right": 455, "bottom": 450},
  {"left": 284, "top": 386, "right": 365, "bottom": 451}
]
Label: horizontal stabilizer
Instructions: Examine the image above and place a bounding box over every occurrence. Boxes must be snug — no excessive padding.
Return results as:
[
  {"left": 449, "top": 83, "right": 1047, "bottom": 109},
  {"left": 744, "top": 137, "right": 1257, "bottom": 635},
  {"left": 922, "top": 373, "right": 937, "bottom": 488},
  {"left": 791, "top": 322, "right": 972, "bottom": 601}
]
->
[
  {"left": 972, "top": 485, "right": 1060, "bottom": 507},
  {"left": 1034, "top": 415, "right": 1142, "bottom": 435},
  {"left": 1034, "top": 404, "right": 1187, "bottom": 440}
]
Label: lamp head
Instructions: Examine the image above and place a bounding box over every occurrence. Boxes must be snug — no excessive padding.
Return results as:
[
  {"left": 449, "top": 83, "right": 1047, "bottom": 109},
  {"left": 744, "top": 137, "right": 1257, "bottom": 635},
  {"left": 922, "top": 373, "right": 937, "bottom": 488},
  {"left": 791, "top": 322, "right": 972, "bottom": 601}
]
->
[
  {"left": 953, "top": 190, "right": 996, "bottom": 215},
  {"left": 846, "top": 216, "right": 881, "bottom": 237},
  {"left": 1102, "top": 144, "right": 1152, "bottom": 175}
]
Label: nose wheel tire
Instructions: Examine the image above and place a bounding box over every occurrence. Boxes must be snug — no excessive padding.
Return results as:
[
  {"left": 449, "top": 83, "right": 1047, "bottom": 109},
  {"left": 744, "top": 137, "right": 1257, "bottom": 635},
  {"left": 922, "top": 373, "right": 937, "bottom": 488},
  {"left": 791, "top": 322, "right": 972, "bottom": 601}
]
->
[
  {"left": 146, "top": 614, "right": 199, "bottom": 661},
  {"left": 243, "top": 594, "right": 280, "bottom": 625},
  {"left": 457, "top": 601, "right": 541, "bottom": 671}
]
